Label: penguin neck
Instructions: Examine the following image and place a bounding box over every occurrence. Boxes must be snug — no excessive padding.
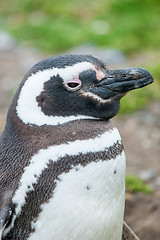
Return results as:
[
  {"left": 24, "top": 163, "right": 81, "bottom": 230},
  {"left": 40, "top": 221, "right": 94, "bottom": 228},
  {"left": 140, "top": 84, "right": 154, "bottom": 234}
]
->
[{"left": 3, "top": 106, "right": 115, "bottom": 153}]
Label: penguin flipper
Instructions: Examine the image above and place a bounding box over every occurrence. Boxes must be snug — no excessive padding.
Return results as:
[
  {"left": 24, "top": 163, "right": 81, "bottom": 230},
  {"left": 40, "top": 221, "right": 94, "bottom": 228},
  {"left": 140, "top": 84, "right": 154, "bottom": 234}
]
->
[
  {"left": 0, "top": 198, "right": 14, "bottom": 240},
  {"left": 122, "top": 221, "right": 140, "bottom": 240},
  {"left": 0, "top": 206, "right": 12, "bottom": 240}
]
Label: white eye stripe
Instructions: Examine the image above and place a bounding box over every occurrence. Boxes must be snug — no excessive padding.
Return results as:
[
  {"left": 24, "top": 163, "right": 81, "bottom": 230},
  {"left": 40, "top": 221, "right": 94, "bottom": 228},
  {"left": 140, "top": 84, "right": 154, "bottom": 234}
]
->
[
  {"left": 79, "top": 90, "right": 111, "bottom": 103},
  {"left": 16, "top": 62, "right": 94, "bottom": 126}
]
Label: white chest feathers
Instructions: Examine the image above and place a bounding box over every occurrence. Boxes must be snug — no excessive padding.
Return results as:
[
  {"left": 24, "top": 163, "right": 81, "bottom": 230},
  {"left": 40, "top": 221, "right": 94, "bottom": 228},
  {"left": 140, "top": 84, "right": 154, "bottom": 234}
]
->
[{"left": 28, "top": 152, "right": 126, "bottom": 240}]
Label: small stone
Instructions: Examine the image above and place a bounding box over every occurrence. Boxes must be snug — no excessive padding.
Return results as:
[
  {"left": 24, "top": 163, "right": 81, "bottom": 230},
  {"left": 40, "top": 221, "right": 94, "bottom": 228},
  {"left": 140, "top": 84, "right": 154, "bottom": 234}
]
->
[
  {"left": 0, "top": 30, "right": 17, "bottom": 51},
  {"left": 68, "top": 44, "right": 127, "bottom": 65},
  {"left": 139, "top": 170, "right": 155, "bottom": 181},
  {"left": 139, "top": 111, "right": 156, "bottom": 125}
]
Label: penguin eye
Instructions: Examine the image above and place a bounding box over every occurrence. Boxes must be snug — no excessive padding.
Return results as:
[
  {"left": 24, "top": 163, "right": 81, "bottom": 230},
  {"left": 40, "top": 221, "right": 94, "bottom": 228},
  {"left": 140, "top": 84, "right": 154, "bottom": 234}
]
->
[
  {"left": 64, "top": 79, "right": 82, "bottom": 92},
  {"left": 67, "top": 82, "right": 79, "bottom": 88}
]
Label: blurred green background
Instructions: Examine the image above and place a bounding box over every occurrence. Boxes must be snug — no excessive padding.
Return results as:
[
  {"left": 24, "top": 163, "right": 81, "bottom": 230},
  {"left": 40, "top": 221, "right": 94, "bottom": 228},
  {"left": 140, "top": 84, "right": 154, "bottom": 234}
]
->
[{"left": 0, "top": 0, "right": 160, "bottom": 114}]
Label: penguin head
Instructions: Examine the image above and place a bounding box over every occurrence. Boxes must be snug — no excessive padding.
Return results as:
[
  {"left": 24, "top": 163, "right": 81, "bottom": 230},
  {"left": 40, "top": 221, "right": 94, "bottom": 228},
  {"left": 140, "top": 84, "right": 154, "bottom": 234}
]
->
[{"left": 14, "top": 54, "right": 153, "bottom": 126}]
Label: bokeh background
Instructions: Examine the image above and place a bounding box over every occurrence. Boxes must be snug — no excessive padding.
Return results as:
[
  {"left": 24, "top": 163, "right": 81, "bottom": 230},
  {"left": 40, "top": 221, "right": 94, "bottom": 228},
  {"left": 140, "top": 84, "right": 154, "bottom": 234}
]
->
[{"left": 0, "top": 0, "right": 160, "bottom": 239}]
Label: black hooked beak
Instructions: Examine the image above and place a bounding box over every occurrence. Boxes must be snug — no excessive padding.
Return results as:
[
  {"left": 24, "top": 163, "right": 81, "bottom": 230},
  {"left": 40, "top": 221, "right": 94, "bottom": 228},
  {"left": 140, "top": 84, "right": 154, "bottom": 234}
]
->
[{"left": 94, "top": 67, "right": 154, "bottom": 100}]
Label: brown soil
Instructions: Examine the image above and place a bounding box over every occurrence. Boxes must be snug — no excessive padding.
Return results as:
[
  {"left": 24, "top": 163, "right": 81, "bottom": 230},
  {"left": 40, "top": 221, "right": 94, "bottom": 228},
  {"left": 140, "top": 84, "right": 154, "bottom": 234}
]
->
[
  {"left": 0, "top": 44, "right": 160, "bottom": 240},
  {"left": 114, "top": 102, "right": 160, "bottom": 239}
]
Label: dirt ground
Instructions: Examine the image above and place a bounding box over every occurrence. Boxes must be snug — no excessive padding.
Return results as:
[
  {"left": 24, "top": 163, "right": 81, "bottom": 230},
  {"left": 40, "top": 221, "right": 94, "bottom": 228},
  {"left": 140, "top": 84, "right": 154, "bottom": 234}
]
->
[{"left": 0, "top": 41, "right": 160, "bottom": 239}]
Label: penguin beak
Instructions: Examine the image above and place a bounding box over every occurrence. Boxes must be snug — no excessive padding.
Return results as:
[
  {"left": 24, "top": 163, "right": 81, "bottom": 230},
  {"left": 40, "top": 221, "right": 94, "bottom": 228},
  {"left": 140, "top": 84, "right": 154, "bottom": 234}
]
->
[{"left": 96, "top": 67, "right": 154, "bottom": 99}]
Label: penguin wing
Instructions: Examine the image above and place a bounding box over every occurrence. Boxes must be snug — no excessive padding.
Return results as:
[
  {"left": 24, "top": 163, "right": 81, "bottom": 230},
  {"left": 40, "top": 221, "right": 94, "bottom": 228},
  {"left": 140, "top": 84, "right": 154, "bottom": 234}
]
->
[
  {"left": 122, "top": 221, "right": 140, "bottom": 240},
  {"left": 0, "top": 190, "right": 14, "bottom": 240},
  {"left": 0, "top": 205, "right": 12, "bottom": 240},
  {"left": 0, "top": 219, "right": 7, "bottom": 240}
]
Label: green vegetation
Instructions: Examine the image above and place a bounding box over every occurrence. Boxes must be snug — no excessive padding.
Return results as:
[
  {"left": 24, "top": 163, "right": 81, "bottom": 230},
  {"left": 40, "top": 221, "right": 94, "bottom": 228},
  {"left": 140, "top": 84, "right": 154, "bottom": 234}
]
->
[
  {"left": 1, "top": 0, "right": 160, "bottom": 54},
  {"left": 126, "top": 175, "right": 153, "bottom": 193},
  {"left": 1, "top": 0, "right": 160, "bottom": 113}
]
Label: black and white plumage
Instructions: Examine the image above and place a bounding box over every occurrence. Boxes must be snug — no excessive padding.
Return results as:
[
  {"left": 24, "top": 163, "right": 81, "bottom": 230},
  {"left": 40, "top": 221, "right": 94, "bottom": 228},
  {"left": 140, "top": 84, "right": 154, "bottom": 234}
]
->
[{"left": 0, "top": 55, "right": 153, "bottom": 240}]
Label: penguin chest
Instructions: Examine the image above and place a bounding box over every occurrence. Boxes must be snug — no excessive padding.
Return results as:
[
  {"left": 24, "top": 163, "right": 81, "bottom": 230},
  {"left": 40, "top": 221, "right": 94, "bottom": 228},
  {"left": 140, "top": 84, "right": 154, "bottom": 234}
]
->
[
  {"left": 7, "top": 128, "right": 125, "bottom": 240},
  {"left": 27, "top": 129, "right": 126, "bottom": 240},
  {"left": 31, "top": 155, "right": 125, "bottom": 240}
]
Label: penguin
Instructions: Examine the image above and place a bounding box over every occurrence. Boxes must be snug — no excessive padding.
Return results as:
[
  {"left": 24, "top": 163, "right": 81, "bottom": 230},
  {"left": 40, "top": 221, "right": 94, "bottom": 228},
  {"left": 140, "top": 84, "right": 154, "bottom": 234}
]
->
[{"left": 0, "top": 54, "right": 153, "bottom": 240}]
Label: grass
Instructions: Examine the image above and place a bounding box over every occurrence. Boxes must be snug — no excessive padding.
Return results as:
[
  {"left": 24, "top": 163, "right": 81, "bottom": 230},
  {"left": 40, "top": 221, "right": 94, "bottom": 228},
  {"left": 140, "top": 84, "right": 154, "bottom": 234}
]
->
[
  {"left": 1, "top": 0, "right": 160, "bottom": 54},
  {"left": 126, "top": 175, "right": 153, "bottom": 193}
]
